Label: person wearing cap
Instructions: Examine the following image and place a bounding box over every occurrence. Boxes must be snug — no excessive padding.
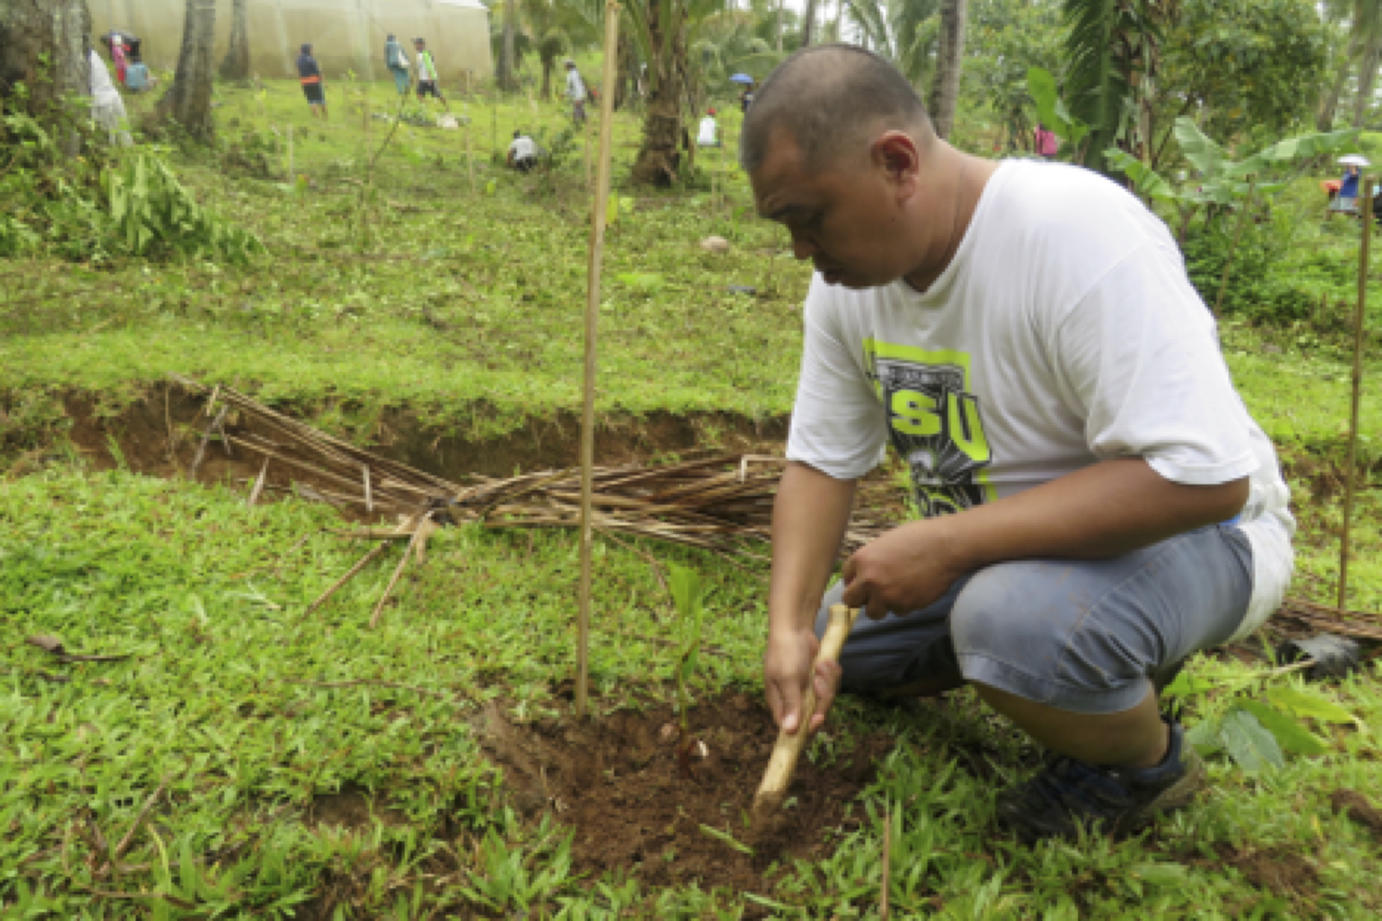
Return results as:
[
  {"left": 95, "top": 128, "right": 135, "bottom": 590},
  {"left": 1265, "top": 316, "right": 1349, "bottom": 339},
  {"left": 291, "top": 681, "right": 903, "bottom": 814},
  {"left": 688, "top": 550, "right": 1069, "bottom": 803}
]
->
[
  {"left": 414, "top": 38, "right": 446, "bottom": 106},
  {"left": 384, "top": 33, "right": 410, "bottom": 96},
  {"left": 564, "top": 59, "right": 587, "bottom": 125},
  {"left": 296, "top": 43, "right": 327, "bottom": 118},
  {"left": 507, "top": 130, "right": 539, "bottom": 172},
  {"left": 696, "top": 107, "right": 720, "bottom": 147}
]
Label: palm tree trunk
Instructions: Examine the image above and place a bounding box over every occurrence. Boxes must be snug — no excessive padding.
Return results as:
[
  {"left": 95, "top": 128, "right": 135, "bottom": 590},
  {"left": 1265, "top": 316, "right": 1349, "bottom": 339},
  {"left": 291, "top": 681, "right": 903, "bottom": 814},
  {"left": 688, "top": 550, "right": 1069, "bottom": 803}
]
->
[
  {"left": 927, "top": 0, "right": 967, "bottom": 140},
  {"left": 802, "top": 0, "right": 818, "bottom": 45},
  {"left": 219, "top": 0, "right": 250, "bottom": 81},
  {"left": 1317, "top": 52, "right": 1351, "bottom": 130},
  {"left": 0, "top": 0, "right": 91, "bottom": 153},
  {"left": 158, "top": 0, "right": 217, "bottom": 142},
  {"left": 499, "top": 0, "right": 518, "bottom": 91},
  {"left": 613, "top": 29, "right": 636, "bottom": 110},
  {"left": 1353, "top": 43, "right": 1381, "bottom": 127},
  {"left": 632, "top": 1, "right": 688, "bottom": 186}
]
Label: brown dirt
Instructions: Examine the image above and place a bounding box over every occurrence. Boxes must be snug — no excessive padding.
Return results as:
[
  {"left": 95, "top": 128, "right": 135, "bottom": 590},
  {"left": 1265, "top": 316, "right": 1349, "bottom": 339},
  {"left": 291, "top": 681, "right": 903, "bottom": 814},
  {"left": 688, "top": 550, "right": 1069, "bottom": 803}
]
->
[
  {"left": 475, "top": 690, "right": 896, "bottom": 897},
  {"left": 38, "top": 382, "right": 788, "bottom": 488},
  {"left": 1216, "top": 842, "right": 1320, "bottom": 900},
  {"left": 1330, "top": 788, "right": 1382, "bottom": 842}
]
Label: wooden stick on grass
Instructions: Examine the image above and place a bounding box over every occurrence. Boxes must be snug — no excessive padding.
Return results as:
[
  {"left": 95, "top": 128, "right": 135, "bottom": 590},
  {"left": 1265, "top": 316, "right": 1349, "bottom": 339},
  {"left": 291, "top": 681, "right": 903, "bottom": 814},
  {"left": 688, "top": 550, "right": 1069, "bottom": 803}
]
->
[
  {"left": 370, "top": 514, "right": 430, "bottom": 629},
  {"left": 574, "top": 1, "right": 621, "bottom": 718},
  {"left": 1339, "top": 175, "right": 1371, "bottom": 610},
  {"left": 301, "top": 540, "right": 392, "bottom": 619}
]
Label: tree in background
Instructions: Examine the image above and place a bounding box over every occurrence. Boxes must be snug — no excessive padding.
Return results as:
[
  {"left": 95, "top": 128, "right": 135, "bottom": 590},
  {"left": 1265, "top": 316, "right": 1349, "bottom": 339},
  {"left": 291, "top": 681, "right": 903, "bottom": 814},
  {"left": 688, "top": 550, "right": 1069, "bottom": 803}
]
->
[
  {"left": 927, "top": 0, "right": 966, "bottom": 138},
  {"left": 801, "top": 0, "right": 819, "bottom": 45},
  {"left": 628, "top": 0, "right": 726, "bottom": 185},
  {"left": 158, "top": 0, "right": 216, "bottom": 141},
  {"left": 499, "top": 0, "right": 520, "bottom": 91},
  {"left": 1157, "top": 0, "right": 1324, "bottom": 158},
  {"left": 843, "top": 0, "right": 940, "bottom": 85},
  {"left": 966, "top": 0, "right": 1063, "bottom": 152},
  {"left": 0, "top": 0, "right": 90, "bottom": 153},
  {"left": 1320, "top": 0, "right": 1382, "bottom": 129},
  {"left": 1062, "top": 0, "right": 1179, "bottom": 173},
  {"left": 523, "top": 0, "right": 570, "bottom": 98},
  {"left": 219, "top": 0, "right": 250, "bottom": 81}
]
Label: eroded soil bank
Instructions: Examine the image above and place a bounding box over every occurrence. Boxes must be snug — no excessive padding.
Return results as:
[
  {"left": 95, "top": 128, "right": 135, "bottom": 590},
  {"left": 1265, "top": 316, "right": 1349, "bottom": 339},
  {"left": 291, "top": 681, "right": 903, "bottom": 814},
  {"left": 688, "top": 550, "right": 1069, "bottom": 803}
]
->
[{"left": 4, "top": 380, "right": 789, "bottom": 488}]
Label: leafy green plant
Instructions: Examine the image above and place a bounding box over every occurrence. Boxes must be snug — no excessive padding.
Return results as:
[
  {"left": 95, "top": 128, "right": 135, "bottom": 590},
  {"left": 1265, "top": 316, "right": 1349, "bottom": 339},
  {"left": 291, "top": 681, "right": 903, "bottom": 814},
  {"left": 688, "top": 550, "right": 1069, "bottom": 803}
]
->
[
  {"left": 1106, "top": 119, "right": 1357, "bottom": 235},
  {"left": 101, "top": 151, "right": 264, "bottom": 262},
  {"left": 667, "top": 561, "right": 707, "bottom": 739},
  {"left": 1026, "top": 66, "right": 1090, "bottom": 157},
  {"left": 1168, "top": 668, "right": 1359, "bottom": 771}
]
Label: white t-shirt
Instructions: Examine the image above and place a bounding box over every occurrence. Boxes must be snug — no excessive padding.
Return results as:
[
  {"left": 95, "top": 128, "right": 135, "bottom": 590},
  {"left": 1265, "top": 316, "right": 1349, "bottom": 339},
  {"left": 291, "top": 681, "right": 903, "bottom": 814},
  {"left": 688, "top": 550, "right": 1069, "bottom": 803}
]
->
[
  {"left": 88, "top": 49, "right": 129, "bottom": 138},
  {"left": 697, "top": 116, "right": 719, "bottom": 146},
  {"left": 565, "top": 67, "right": 586, "bottom": 101},
  {"left": 508, "top": 135, "right": 536, "bottom": 160},
  {"left": 787, "top": 159, "right": 1293, "bottom": 641},
  {"left": 416, "top": 50, "right": 437, "bottom": 81}
]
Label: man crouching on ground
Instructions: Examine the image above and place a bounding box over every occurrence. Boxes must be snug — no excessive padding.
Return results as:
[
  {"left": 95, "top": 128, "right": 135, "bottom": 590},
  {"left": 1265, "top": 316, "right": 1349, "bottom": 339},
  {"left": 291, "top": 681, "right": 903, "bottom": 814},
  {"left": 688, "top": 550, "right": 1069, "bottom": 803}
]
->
[{"left": 744, "top": 44, "right": 1294, "bottom": 843}]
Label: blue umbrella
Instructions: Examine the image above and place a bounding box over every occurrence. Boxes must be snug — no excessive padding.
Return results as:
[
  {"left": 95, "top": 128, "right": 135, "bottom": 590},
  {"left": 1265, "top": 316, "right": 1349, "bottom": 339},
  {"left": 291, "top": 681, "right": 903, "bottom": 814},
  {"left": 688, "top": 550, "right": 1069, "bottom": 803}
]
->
[{"left": 729, "top": 73, "right": 754, "bottom": 85}]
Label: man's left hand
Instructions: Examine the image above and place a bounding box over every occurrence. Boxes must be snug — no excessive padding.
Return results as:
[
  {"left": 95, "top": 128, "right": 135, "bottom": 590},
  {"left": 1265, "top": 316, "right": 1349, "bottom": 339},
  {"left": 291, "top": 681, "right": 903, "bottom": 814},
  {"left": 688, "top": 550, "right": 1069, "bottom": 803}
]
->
[{"left": 840, "top": 518, "right": 964, "bottom": 620}]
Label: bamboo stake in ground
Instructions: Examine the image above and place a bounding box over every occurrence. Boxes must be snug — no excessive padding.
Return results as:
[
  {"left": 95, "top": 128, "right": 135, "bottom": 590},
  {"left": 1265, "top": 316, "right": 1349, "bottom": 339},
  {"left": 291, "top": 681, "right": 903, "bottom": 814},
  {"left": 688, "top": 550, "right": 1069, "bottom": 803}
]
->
[
  {"left": 1339, "top": 175, "right": 1372, "bottom": 610},
  {"left": 752, "top": 604, "right": 860, "bottom": 819},
  {"left": 574, "top": 2, "right": 622, "bottom": 718}
]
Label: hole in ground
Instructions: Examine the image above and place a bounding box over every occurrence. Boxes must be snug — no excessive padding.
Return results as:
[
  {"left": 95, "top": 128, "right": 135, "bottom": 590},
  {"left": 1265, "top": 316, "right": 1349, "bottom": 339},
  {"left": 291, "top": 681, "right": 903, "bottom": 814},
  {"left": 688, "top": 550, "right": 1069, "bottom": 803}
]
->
[{"left": 476, "top": 691, "right": 896, "bottom": 897}]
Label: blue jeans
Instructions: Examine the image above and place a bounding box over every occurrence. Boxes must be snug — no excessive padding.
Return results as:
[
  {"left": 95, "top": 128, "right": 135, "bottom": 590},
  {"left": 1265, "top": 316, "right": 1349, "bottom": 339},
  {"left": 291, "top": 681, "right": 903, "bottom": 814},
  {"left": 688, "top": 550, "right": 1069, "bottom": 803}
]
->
[
  {"left": 815, "top": 524, "right": 1253, "bottom": 715},
  {"left": 390, "top": 66, "right": 409, "bottom": 95}
]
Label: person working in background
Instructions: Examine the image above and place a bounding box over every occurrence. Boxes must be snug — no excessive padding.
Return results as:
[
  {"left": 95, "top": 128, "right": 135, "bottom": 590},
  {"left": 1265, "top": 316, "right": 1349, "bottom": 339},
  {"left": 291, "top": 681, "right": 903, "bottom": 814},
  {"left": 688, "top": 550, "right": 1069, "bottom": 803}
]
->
[
  {"left": 1033, "top": 122, "right": 1059, "bottom": 158},
  {"left": 296, "top": 43, "right": 327, "bottom": 119},
  {"left": 1334, "top": 163, "right": 1361, "bottom": 213},
  {"left": 744, "top": 44, "right": 1293, "bottom": 844},
  {"left": 507, "top": 131, "right": 539, "bottom": 172},
  {"left": 697, "top": 108, "right": 720, "bottom": 147},
  {"left": 414, "top": 38, "right": 446, "bottom": 107},
  {"left": 385, "top": 33, "right": 410, "bottom": 96},
  {"left": 110, "top": 35, "right": 128, "bottom": 86},
  {"left": 565, "top": 59, "right": 588, "bottom": 125}
]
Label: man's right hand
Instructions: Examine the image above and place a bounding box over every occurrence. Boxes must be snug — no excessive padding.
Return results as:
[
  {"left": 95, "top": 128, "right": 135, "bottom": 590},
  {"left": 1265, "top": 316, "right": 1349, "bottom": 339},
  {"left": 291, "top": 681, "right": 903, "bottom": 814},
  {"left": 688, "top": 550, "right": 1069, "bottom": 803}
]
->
[{"left": 763, "top": 627, "right": 841, "bottom": 736}]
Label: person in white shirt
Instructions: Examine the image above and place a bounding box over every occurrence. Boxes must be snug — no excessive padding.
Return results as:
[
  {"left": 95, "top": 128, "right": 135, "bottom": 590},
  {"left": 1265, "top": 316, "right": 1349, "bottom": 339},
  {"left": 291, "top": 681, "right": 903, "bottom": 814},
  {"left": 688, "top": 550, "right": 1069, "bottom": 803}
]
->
[
  {"left": 742, "top": 44, "right": 1294, "bottom": 844},
  {"left": 88, "top": 48, "right": 132, "bottom": 146},
  {"left": 564, "top": 59, "right": 587, "bottom": 125},
  {"left": 507, "top": 131, "right": 538, "bottom": 172},
  {"left": 413, "top": 38, "right": 446, "bottom": 106},
  {"left": 696, "top": 108, "right": 720, "bottom": 147}
]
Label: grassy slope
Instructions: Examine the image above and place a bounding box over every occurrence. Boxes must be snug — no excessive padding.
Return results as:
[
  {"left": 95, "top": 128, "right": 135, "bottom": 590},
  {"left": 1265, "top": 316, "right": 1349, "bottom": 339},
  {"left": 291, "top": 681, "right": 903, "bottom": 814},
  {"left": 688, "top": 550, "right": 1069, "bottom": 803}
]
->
[{"left": 3, "top": 78, "right": 1382, "bottom": 918}]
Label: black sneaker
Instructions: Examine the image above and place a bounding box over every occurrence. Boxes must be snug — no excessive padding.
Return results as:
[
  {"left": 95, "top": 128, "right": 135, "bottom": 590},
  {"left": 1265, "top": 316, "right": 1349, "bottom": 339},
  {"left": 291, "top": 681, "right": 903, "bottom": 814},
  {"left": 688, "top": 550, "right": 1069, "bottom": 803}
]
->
[{"left": 995, "top": 715, "right": 1205, "bottom": 843}]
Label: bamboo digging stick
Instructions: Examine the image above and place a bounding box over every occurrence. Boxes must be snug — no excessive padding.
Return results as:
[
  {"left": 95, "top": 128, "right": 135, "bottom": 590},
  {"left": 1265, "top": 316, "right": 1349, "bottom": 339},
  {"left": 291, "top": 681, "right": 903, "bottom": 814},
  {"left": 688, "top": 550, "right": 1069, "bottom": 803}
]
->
[{"left": 752, "top": 604, "right": 860, "bottom": 817}]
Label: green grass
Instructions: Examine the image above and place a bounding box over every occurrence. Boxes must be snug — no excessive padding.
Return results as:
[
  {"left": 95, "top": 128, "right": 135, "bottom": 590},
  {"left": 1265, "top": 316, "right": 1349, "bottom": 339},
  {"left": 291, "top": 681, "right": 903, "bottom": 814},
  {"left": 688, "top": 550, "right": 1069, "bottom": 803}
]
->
[{"left": 4, "top": 77, "right": 1382, "bottom": 918}]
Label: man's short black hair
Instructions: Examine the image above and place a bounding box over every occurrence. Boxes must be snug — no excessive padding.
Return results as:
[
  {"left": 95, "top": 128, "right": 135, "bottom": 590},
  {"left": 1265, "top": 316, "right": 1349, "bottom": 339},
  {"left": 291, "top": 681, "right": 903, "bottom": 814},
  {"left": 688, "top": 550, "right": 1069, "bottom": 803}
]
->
[{"left": 740, "top": 43, "right": 931, "bottom": 173}]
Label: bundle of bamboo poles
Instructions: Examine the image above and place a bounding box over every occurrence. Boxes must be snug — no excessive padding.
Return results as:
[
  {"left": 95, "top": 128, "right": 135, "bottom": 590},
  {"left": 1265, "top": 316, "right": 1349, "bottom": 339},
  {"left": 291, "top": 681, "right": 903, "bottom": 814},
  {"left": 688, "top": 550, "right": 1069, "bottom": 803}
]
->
[
  {"left": 172, "top": 376, "right": 1382, "bottom": 642},
  {"left": 174, "top": 374, "right": 891, "bottom": 555}
]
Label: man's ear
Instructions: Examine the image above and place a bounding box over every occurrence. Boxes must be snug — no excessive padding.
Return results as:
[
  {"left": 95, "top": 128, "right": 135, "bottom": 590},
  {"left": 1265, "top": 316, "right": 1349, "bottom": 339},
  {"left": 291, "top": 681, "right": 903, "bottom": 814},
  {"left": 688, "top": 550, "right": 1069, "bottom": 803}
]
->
[{"left": 870, "top": 131, "right": 920, "bottom": 193}]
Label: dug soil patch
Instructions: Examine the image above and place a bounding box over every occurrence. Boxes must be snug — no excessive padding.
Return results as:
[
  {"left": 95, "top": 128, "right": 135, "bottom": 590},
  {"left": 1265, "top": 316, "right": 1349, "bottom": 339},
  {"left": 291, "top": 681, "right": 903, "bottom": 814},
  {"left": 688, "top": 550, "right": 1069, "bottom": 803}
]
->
[{"left": 477, "top": 691, "right": 897, "bottom": 896}]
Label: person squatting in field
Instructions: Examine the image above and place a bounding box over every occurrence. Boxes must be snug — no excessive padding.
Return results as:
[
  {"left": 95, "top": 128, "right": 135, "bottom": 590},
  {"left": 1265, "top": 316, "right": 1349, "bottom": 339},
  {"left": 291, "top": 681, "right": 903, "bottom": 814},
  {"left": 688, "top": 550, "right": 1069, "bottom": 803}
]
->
[{"left": 744, "top": 44, "right": 1294, "bottom": 843}]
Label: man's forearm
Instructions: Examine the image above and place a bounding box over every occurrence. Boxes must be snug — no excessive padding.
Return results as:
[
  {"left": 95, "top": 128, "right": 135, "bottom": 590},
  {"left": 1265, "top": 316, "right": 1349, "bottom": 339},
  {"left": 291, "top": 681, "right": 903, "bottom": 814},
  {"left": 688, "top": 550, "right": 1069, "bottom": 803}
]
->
[
  {"left": 945, "top": 458, "right": 1249, "bottom": 571},
  {"left": 767, "top": 461, "right": 858, "bottom": 635},
  {"left": 841, "top": 457, "right": 1251, "bottom": 618}
]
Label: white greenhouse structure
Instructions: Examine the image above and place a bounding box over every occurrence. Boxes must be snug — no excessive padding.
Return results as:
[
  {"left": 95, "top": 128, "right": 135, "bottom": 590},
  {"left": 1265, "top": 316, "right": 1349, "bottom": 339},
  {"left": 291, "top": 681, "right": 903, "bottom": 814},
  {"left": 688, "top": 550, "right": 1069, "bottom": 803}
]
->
[{"left": 89, "top": 0, "right": 492, "bottom": 83}]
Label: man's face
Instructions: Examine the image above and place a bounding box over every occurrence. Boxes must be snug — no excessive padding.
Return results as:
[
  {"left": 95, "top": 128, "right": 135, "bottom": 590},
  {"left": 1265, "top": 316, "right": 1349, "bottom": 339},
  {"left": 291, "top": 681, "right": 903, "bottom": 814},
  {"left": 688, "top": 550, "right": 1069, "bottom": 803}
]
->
[{"left": 750, "top": 127, "right": 914, "bottom": 289}]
